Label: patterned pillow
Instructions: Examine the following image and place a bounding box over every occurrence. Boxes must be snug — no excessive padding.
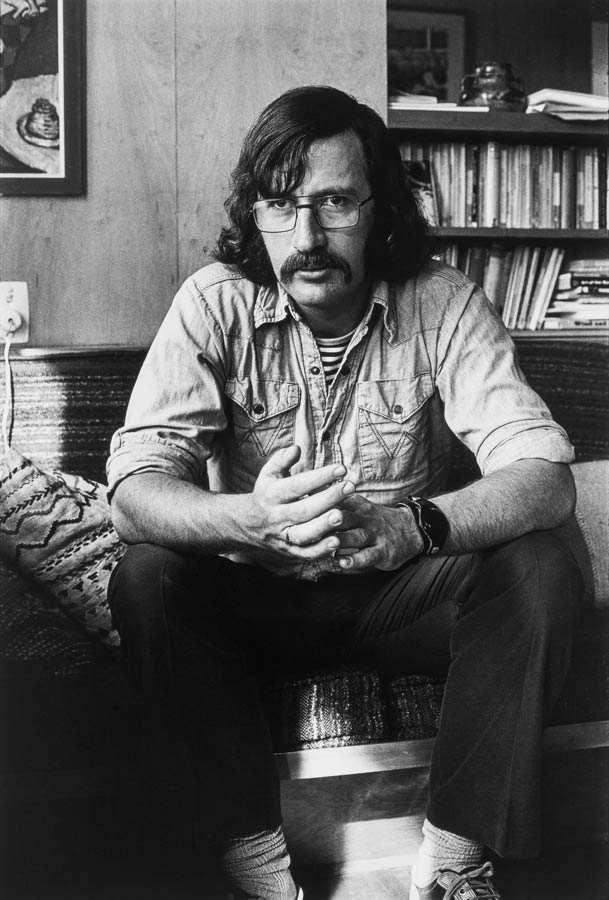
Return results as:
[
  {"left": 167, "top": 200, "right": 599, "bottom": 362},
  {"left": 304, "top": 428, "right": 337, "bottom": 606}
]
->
[{"left": 0, "top": 448, "right": 124, "bottom": 646}]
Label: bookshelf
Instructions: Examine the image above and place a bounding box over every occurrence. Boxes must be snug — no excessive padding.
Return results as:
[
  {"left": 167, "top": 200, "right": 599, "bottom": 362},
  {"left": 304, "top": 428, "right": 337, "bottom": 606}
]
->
[
  {"left": 388, "top": 109, "right": 609, "bottom": 143},
  {"left": 389, "top": 110, "right": 609, "bottom": 338}
]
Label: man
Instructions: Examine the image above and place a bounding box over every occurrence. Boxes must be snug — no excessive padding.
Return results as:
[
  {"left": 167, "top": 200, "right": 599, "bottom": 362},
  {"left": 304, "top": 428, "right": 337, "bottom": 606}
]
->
[{"left": 107, "top": 86, "right": 581, "bottom": 900}]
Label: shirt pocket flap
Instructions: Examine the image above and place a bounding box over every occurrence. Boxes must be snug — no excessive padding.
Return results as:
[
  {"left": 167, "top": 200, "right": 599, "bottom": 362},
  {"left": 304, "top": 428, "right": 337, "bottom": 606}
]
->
[
  {"left": 357, "top": 374, "right": 433, "bottom": 425},
  {"left": 225, "top": 376, "right": 300, "bottom": 422}
]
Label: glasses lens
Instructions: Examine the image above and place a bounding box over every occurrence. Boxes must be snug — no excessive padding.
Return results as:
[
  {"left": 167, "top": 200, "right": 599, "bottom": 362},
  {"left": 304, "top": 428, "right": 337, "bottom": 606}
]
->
[
  {"left": 253, "top": 199, "right": 295, "bottom": 232},
  {"left": 315, "top": 194, "right": 359, "bottom": 228},
  {"left": 252, "top": 194, "right": 362, "bottom": 231}
]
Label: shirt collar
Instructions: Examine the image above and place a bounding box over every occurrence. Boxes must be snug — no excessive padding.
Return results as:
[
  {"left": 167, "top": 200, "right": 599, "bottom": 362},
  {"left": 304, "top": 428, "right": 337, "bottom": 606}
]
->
[{"left": 252, "top": 278, "right": 397, "bottom": 337}]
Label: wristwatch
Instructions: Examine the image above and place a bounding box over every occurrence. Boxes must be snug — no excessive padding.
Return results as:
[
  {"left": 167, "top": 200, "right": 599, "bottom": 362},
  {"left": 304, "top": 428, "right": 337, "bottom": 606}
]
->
[{"left": 396, "top": 496, "right": 450, "bottom": 557}]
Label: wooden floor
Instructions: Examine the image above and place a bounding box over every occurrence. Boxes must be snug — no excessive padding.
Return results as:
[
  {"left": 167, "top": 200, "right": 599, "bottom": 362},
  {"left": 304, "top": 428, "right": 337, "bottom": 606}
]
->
[
  {"left": 4, "top": 844, "right": 606, "bottom": 900},
  {"left": 297, "top": 845, "right": 609, "bottom": 900}
]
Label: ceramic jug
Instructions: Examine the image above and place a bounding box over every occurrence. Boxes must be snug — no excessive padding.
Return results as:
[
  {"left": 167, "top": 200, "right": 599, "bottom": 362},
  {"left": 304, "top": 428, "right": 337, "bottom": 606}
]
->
[{"left": 459, "top": 61, "right": 527, "bottom": 111}]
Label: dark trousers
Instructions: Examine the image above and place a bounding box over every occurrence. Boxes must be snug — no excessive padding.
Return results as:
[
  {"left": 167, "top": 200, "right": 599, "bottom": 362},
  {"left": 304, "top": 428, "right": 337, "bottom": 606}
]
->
[{"left": 107, "top": 531, "right": 582, "bottom": 858}]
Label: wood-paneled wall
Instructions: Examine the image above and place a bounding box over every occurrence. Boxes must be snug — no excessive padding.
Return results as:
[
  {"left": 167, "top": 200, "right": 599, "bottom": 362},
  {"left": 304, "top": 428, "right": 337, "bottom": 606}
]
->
[{"left": 0, "top": 0, "right": 386, "bottom": 347}]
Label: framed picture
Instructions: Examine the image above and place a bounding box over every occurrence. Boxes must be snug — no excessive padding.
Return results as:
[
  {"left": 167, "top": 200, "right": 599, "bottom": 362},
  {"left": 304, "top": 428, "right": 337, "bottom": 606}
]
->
[
  {"left": 387, "top": 8, "right": 467, "bottom": 104},
  {"left": 0, "top": 0, "right": 85, "bottom": 196}
]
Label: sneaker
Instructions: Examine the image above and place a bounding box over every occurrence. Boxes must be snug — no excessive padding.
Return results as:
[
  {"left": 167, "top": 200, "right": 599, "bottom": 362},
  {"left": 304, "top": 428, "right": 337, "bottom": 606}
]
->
[{"left": 409, "top": 862, "right": 500, "bottom": 899}]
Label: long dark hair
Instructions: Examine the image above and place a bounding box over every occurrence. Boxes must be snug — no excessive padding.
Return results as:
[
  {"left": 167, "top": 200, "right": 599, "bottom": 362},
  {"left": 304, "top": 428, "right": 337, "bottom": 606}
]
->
[{"left": 214, "top": 85, "right": 431, "bottom": 285}]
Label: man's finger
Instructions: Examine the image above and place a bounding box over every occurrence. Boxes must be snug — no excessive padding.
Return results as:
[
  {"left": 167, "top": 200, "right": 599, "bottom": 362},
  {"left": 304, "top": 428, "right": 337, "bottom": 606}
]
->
[
  {"left": 259, "top": 458, "right": 348, "bottom": 503},
  {"left": 289, "top": 480, "right": 355, "bottom": 522},
  {"left": 337, "top": 546, "right": 379, "bottom": 572},
  {"left": 258, "top": 444, "right": 302, "bottom": 480}
]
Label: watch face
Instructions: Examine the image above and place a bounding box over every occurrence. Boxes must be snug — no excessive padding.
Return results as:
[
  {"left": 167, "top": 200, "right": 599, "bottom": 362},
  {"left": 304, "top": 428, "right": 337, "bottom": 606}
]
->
[{"left": 418, "top": 499, "right": 450, "bottom": 554}]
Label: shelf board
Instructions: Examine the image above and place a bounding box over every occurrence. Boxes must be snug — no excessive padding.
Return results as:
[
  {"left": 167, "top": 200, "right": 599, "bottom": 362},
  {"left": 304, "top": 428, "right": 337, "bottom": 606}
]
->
[
  {"left": 434, "top": 228, "right": 608, "bottom": 240},
  {"left": 511, "top": 328, "right": 609, "bottom": 342},
  {"left": 387, "top": 109, "right": 609, "bottom": 143}
]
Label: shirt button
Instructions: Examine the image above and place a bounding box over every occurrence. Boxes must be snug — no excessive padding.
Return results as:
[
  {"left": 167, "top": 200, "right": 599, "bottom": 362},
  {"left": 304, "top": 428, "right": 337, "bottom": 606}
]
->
[
  {"left": 393, "top": 404, "right": 403, "bottom": 415},
  {"left": 310, "top": 365, "right": 321, "bottom": 376},
  {"left": 253, "top": 403, "right": 265, "bottom": 415}
]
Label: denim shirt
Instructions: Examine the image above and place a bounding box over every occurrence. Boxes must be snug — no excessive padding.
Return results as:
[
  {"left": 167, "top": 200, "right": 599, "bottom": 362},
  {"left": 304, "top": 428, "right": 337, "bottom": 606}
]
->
[{"left": 107, "top": 259, "right": 574, "bottom": 579}]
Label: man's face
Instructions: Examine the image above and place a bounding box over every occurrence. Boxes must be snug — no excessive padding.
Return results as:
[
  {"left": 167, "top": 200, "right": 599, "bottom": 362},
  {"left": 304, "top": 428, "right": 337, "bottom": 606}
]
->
[{"left": 259, "top": 130, "right": 375, "bottom": 334}]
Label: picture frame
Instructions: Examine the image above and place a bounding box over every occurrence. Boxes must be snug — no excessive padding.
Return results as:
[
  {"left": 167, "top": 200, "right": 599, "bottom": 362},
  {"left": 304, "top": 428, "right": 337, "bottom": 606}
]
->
[
  {"left": 387, "top": 8, "right": 467, "bottom": 104},
  {"left": 0, "top": 0, "right": 86, "bottom": 196}
]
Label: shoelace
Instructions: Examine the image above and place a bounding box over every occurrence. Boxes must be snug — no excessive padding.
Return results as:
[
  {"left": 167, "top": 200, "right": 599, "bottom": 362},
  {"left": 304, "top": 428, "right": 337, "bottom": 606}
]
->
[{"left": 442, "top": 862, "right": 501, "bottom": 899}]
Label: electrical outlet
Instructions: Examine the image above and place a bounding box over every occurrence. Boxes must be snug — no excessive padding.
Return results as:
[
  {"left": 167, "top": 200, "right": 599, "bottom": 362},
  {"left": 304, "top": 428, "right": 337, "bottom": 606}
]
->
[{"left": 0, "top": 282, "right": 29, "bottom": 343}]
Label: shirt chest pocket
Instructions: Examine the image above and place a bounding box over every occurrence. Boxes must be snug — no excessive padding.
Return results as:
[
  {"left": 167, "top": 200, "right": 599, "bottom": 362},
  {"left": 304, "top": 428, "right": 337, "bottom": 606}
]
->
[
  {"left": 357, "top": 375, "right": 434, "bottom": 482},
  {"left": 225, "top": 377, "right": 300, "bottom": 458}
]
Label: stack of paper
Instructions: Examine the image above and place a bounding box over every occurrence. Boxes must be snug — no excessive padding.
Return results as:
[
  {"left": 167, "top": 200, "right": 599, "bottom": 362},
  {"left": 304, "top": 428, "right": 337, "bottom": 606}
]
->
[
  {"left": 389, "top": 91, "right": 488, "bottom": 112},
  {"left": 527, "top": 90, "right": 609, "bottom": 121}
]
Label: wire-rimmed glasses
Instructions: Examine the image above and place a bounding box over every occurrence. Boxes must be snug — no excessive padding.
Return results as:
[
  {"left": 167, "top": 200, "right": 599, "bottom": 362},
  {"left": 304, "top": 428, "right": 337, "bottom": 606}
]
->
[{"left": 251, "top": 193, "right": 373, "bottom": 233}]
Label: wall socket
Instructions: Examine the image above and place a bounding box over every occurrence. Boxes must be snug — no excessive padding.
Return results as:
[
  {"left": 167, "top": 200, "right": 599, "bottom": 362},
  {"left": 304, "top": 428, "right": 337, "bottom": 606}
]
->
[{"left": 0, "top": 282, "right": 29, "bottom": 343}]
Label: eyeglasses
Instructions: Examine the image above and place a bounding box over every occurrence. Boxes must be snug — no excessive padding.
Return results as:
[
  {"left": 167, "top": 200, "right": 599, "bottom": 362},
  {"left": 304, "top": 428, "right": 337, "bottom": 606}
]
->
[{"left": 251, "top": 193, "right": 373, "bottom": 233}]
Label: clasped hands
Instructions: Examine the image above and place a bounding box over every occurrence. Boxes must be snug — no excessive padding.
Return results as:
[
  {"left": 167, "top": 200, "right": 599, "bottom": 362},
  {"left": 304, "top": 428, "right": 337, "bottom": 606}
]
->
[{"left": 246, "top": 444, "right": 423, "bottom": 572}]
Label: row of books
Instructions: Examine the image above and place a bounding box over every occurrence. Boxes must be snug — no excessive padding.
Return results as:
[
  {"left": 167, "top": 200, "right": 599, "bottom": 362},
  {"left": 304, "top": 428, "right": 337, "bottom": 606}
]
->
[
  {"left": 433, "top": 243, "right": 606, "bottom": 331},
  {"left": 543, "top": 259, "right": 609, "bottom": 330},
  {"left": 400, "top": 142, "right": 608, "bottom": 230}
]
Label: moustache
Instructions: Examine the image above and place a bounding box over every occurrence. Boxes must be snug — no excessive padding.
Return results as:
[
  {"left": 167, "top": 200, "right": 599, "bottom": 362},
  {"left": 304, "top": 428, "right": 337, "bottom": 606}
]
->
[{"left": 280, "top": 250, "right": 352, "bottom": 282}]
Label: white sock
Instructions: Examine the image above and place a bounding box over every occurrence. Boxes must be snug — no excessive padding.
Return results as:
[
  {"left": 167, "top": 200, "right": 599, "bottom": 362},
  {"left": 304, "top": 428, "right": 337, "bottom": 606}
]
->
[
  {"left": 221, "top": 825, "right": 297, "bottom": 900},
  {"left": 412, "top": 818, "right": 484, "bottom": 887}
]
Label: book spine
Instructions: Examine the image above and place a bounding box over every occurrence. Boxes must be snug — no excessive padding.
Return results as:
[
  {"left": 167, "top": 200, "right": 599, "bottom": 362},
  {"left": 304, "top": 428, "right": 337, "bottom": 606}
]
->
[
  {"left": 467, "top": 243, "right": 488, "bottom": 287},
  {"left": 551, "top": 146, "right": 561, "bottom": 229},
  {"left": 482, "top": 242, "right": 507, "bottom": 309},
  {"left": 583, "top": 148, "right": 595, "bottom": 229},
  {"left": 592, "top": 147, "right": 600, "bottom": 229},
  {"left": 484, "top": 141, "right": 500, "bottom": 227},
  {"left": 440, "top": 143, "right": 451, "bottom": 227},
  {"left": 465, "top": 144, "right": 476, "bottom": 226},
  {"left": 530, "top": 145, "right": 541, "bottom": 228},
  {"left": 517, "top": 246, "right": 542, "bottom": 330},
  {"left": 511, "top": 245, "right": 532, "bottom": 329},
  {"left": 560, "top": 148, "right": 575, "bottom": 229},
  {"left": 525, "top": 246, "right": 553, "bottom": 330},
  {"left": 496, "top": 247, "right": 514, "bottom": 316},
  {"left": 571, "top": 276, "right": 609, "bottom": 287},
  {"left": 533, "top": 247, "right": 566, "bottom": 330},
  {"left": 521, "top": 145, "right": 532, "bottom": 228},
  {"left": 599, "top": 146, "right": 608, "bottom": 230},
  {"left": 501, "top": 246, "right": 522, "bottom": 329},
  {"left": 498, "top": 145, "right": 509, "bottom": 228},
  {"left": 457, "top": 143, "right": 467, "bottom": 227},
  {"left": 576, "top": 149, "right": 585, "bottom": 228}
]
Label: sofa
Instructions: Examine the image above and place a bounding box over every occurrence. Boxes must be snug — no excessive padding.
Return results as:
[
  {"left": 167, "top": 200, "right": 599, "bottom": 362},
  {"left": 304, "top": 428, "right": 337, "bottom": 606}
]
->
[{"left": 1, "top": 338, "right": 608, "bottom": 892}]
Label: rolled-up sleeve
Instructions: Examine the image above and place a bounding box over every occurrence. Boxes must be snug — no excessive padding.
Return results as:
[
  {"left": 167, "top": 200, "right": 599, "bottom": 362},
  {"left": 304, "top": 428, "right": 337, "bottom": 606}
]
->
[
  {"left": 436, "top": 284, "right": 575, "bottom": 475},
  {"left": 106, "top": 279, "right": 227, "bottom": 497}
]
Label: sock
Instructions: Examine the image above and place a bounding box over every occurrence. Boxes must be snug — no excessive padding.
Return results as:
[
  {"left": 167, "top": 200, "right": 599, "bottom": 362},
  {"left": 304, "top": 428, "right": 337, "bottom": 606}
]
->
[
  {"left": 411, "top": 818, "right": 484, "bottom": 888},
  {"left": 221, "top": 825, "right": 297, "bottom": 900}
]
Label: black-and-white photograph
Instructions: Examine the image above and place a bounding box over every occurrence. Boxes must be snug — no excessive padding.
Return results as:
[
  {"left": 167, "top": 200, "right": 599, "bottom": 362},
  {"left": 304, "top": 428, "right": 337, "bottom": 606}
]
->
[{"left": 1, "top": 2, "right": 607, "bottom": 899}]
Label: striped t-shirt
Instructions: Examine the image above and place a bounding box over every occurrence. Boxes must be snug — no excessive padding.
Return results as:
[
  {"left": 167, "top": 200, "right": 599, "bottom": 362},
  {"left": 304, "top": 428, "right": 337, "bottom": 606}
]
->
[{"left": 316, "top": 328, "right": 356, "bottom": 386}]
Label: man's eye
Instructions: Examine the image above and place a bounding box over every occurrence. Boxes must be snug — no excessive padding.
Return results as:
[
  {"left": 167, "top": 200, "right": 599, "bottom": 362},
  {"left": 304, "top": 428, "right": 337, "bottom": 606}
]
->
[
  {"left": 267, "top": 199, "right": 291, "bottom": 211},
  {"left": 320, "top": 194, "right": 348, "bottom": 208}
]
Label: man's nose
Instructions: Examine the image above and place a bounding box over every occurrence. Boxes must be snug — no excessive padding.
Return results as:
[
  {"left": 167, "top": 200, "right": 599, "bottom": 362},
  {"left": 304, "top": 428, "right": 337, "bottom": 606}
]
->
[{"left": 292, "top": 206, "right": 327, "bottom": 252}]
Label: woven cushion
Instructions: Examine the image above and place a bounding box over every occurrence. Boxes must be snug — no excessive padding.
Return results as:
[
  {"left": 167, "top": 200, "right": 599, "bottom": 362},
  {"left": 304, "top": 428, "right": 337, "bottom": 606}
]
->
[
  {"left": 264, "top": 667, "right": 387, "bottom": 751},
  {"left": 0, "top": 448, "right": 123, "bottom": 645},
  {"left": 0, "top": 562, "right": 97, "bottom": 676},
  {"left": 388, "top": 673, "right": 445, "bottom": 740}
]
